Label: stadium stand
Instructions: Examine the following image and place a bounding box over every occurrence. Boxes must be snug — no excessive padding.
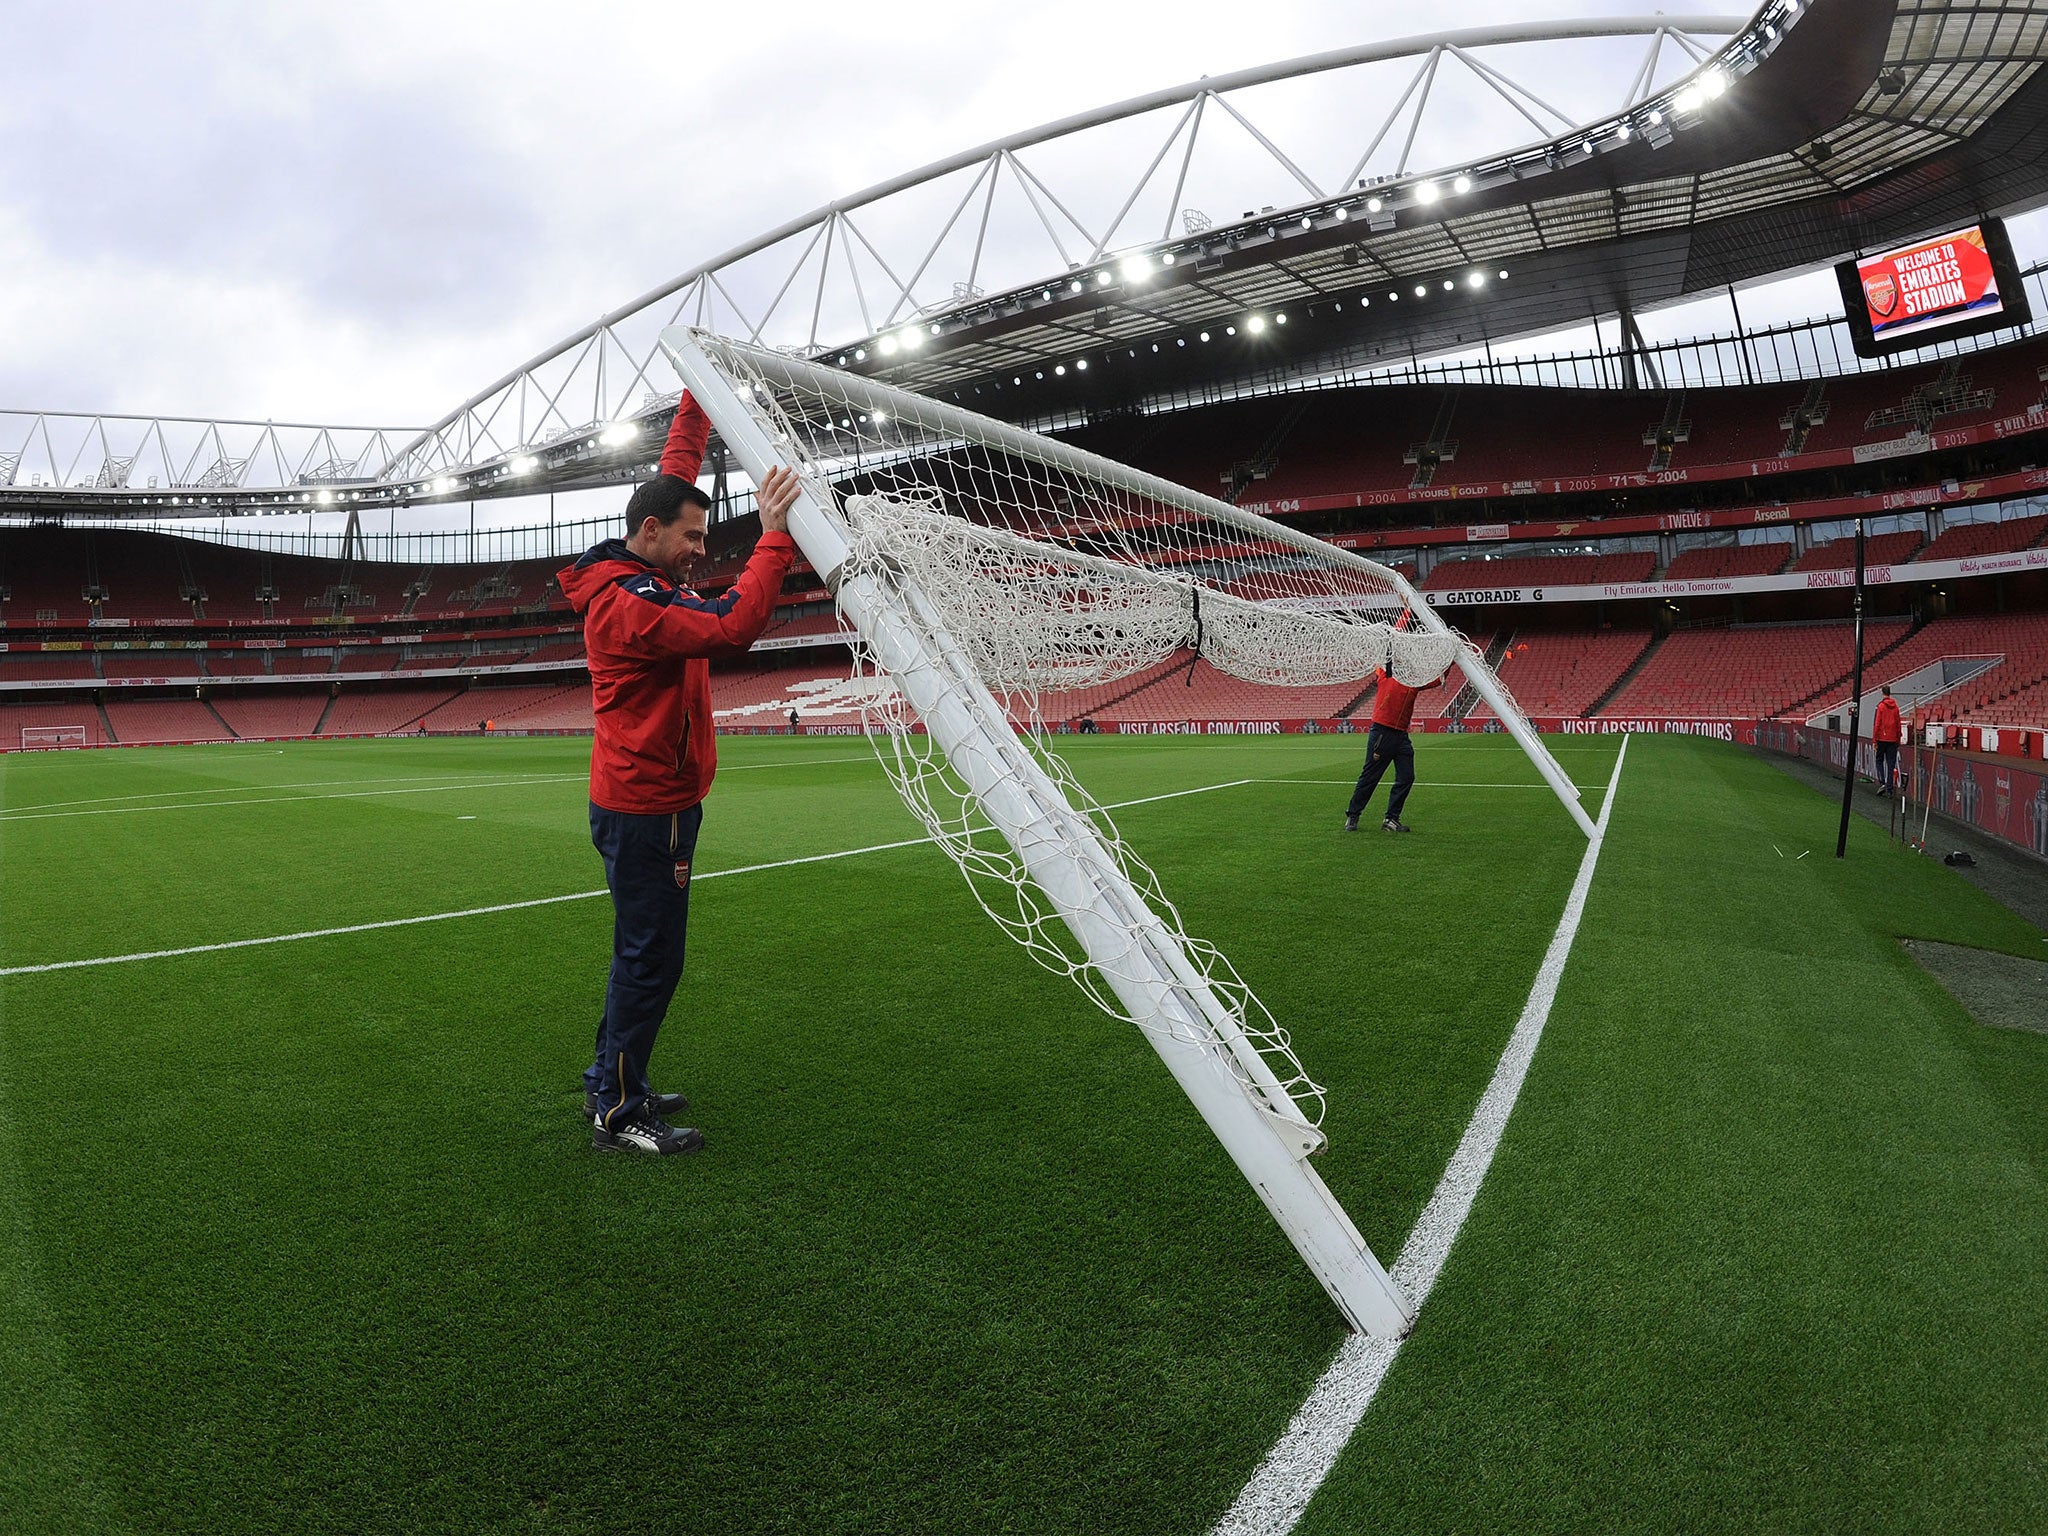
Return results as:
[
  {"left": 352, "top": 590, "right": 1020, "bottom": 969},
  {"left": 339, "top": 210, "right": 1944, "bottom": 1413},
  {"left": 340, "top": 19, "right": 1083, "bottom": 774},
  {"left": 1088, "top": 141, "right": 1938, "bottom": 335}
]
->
[
  {"left": 415, "top": 681, "right": 590, "bottom": 732},
  {"left": 270, "top": 651, "right": 339, "bottom": 676},
  {"left": 211, "top": 692, "right": 329, "bottom": 740},
  {"left": 1914, "top": 512, "right": 2048, "bottom": 563},
  {"left": 1662, "top": 542, "right": 1797, "bottom": 581},
  {"left": 102, "top": 698, "right": 232, "bottom": 744},
  {"left": 92, "top": 532, "right": 195, "bottom": 621},
  {"left": 318, "top": 687, "right": 460, "bottom": 736},
  {"left": 1790, "top": 530, "right": 1923, "bottom": 571},
  {"left": 1803, "top": 612, "right": 2048, "bottom": 724},
  {"left": 1058, "top": 654, "right": 1372, "bottom": 723},
  {"left": 0, "top": 527, "right": 95, "bottom": 625},
  {"left": 0, "top": 653, "right": 98, "bottom": 681},
  {"left": 179, "top": 542, "right": 268, "bottom": 621},
  {"left": 1468, "top": 628, "right": 1654, "bottom": 719},
  {"left": 1601, "top": 619, "right": 1910, "bottom": 719},
  {"left": 1422, "top": 552, "right": 1654, "bottom": 590},
  {"left": 99, "top": 651, "right": 202, "bottom": 679}
]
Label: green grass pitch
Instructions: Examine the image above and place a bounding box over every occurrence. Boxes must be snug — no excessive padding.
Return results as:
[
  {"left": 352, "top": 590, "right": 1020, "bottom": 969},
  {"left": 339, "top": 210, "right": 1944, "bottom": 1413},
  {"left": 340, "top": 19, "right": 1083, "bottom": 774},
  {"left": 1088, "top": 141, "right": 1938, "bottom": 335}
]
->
[{"left": 0, "top": 732, "right": 2041, "bottom": 1534}]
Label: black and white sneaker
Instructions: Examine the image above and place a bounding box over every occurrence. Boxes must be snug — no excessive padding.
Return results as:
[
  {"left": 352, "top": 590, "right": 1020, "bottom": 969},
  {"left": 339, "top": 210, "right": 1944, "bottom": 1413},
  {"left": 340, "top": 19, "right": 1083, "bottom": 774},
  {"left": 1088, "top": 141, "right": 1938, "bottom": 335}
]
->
[
  {"left": 1343, "top": 815, "right": 1360, "bottom": 832},
  {"left": 1382, "top": 818, "right": 1412, "bottom": 833},
  {"left": 592, "top": 1113, "right": 705, "bottom": 1156},
  {"left": 585, "top": 1089, "right": 688, "bottom": 1123}
]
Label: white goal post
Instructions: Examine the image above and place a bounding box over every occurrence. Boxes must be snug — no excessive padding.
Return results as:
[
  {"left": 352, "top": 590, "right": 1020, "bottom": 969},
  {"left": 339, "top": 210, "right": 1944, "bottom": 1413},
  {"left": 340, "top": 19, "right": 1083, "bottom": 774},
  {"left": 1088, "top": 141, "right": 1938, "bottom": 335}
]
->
[
  {"left": 665, "top": 327, "right": 1590, "bottom": 1336},
  {"left": 20, "top": 724, "right": 90, "bottom": 750}
]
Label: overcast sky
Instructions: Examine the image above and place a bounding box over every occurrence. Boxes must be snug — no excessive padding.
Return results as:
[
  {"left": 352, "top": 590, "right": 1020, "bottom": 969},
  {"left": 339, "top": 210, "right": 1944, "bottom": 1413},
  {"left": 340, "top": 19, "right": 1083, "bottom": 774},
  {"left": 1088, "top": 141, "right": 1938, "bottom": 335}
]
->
[{"left": 0, "top": 0, "right": 1929, "bottom": 432}]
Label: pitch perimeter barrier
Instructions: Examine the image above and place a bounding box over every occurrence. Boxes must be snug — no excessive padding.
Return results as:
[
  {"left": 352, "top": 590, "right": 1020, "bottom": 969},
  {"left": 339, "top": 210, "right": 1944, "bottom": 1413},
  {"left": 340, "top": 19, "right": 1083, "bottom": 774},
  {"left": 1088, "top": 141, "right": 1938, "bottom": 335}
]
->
[{"left": 1756, "top": 720, "right": 2048, "bottom": 861}]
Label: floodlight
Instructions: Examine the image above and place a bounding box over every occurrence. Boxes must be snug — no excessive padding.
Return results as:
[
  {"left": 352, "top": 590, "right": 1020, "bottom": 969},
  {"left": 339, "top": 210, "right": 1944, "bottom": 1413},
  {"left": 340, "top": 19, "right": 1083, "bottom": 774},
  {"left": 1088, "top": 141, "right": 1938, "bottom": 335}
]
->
[
  {"left": 1452, "top": 174, "right": 1472, "bottom": 194},
  {"left": 1366, "top": 197, "right": 1383, "bottom": 213},
  {"left": 600, "top": 422, "right": 639, "bottom": 446},
  {"left": 510, "top": 455, "right": 539, "bottom": 475},
  {"left": 1467, "top": 272, "right": 1485, "bottom": 288},
  {"left": 1069, "top": 279, "right": 1084, "bottom": 293},
  {"left": 1415, "top": 182, "right": 1440, "bottom": 204},
  {"left": 1120, "top": 254, "right": 1152, "bottom": 283},
  {"left": 1246, "top": 314, "right": 1266, "bottom": 333},
  {"left": 1095, "top": 270, "right": 1113, "bottom": 286},
  {"left": 1415, "top": 285, "right": 1427, "bottom": 297}
]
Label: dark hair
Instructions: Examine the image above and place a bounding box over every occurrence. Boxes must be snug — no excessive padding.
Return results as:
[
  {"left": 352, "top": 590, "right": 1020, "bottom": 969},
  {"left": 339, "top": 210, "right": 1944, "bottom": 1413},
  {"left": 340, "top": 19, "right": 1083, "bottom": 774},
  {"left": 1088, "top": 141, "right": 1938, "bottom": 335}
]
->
[{"left": 625, "top": 474, "right": 713, "bottom": 529}]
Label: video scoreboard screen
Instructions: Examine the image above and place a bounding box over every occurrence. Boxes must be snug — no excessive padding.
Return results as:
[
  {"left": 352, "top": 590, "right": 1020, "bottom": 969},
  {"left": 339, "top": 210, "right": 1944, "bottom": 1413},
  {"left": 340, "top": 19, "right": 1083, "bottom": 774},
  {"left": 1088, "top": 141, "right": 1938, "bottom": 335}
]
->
[{"left": 1836, "top": 218, "right": 2032, "bottom": 357}]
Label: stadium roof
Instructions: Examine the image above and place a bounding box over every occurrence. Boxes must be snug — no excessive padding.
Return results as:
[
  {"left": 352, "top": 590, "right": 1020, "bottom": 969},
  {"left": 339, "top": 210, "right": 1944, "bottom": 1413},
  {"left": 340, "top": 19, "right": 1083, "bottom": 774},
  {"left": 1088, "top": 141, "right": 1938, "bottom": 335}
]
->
[
  {"left": 9, "top": 1, "right": 2048, "bottom": 509},
  {"left": 861, "top": 0, "right": 2048, "bottom": 417}
]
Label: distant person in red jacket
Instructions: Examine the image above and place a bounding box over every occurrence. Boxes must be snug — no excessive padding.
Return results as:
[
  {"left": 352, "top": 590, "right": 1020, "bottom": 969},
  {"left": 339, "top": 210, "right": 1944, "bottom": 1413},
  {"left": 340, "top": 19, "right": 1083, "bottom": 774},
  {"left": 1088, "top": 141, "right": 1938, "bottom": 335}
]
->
[
  {"left": 1344, "top": 668, "right": 1422, "bottom": 833},
  {"left": 557, "top": 392, "right": 801, "bottom": 1156},
  {"left": 1872, "top": 686, "right": 1903, "bottom": 798}
]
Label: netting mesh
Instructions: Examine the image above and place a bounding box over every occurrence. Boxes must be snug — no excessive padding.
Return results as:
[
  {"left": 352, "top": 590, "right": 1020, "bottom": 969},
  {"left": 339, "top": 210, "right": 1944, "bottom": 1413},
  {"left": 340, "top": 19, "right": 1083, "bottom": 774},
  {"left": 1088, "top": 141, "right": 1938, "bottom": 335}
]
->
[{"left": 687, "top": 333, "right": 1526, "bottom": 1127}]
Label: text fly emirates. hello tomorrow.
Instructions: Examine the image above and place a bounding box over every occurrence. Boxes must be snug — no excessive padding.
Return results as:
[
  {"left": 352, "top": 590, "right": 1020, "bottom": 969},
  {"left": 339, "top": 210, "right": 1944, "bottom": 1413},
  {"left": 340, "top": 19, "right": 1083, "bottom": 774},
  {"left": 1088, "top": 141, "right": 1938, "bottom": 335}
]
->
[{"left": 1893, "top": 242, "right": 1972, "bottom": 316}]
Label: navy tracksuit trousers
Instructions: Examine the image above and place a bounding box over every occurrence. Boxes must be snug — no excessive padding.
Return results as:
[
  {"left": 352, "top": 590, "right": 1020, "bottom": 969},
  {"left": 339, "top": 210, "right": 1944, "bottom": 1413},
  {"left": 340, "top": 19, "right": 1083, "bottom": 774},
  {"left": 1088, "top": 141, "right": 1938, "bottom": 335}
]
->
[
  {"left": 585, "top": 802, "right": 703, "bottom": 1129},
  {"left": 1347, "top": 724, "right": 1416, "bottom": 822}
]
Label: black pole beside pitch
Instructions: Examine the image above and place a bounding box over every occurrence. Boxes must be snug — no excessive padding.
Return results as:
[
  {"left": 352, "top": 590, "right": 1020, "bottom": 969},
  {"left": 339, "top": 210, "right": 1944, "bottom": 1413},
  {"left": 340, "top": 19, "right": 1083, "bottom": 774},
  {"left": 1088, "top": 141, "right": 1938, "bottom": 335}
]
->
[{"left": 1835, "top": 517, "right": 1868, "bottom": 859}]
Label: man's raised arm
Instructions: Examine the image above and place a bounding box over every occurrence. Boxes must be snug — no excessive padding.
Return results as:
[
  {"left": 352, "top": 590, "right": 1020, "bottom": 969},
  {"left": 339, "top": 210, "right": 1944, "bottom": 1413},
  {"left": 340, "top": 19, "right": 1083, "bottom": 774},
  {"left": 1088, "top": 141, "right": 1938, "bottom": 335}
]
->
[{"left": 659, "top": 392, "right": 712, "bottom": 483}]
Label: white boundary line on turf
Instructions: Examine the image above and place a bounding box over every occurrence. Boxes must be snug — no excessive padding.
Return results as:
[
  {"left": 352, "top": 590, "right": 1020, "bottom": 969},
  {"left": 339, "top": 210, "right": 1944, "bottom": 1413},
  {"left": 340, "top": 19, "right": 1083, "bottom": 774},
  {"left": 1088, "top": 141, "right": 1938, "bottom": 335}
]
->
[
  {"left": 0, "top": 776, "right": 590, "bottom": 823},
  {"left": 0, "top": 754, "right": 883, "bottom": 818},
  {"left": 0, "top": 773, "right": 572, "bottom": 817},
  {"left": 1252, "top": 779, "right": 1570, "bottom": 790},
  {"left": 1213, "top": 733, "right": 1631, "bottom": 1536},
  {"left": 0, "top": 778, "right": 1250, "bottom": 978}
]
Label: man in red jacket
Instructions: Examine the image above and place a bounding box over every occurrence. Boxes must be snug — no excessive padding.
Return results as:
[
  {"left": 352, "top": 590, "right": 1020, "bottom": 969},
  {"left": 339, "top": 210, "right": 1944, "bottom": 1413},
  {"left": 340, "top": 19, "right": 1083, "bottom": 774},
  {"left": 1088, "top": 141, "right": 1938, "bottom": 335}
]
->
[
  {"left": 1343, "top": 667, "right": 1423, "bottom": 834},
  {"left": 557, "top": 392, "right": 801, "bottom": 1155},
  {"left": 1344, "top": 614, "right": 1449, "bottom": 834},
  {"left": 1872, "top": 685, "right": 1903, "bottom": 798}
]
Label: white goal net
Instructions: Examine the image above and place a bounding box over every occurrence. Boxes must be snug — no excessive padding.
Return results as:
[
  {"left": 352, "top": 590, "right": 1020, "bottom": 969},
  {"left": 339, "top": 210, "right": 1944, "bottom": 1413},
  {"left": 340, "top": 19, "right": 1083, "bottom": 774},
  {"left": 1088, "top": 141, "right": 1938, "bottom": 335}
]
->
[
  {"left": 19, "top": 724, "right": 90, "bottom": 750},
  {"left": 666, "top": 327, "right": 1588, "bottom": 1335}
]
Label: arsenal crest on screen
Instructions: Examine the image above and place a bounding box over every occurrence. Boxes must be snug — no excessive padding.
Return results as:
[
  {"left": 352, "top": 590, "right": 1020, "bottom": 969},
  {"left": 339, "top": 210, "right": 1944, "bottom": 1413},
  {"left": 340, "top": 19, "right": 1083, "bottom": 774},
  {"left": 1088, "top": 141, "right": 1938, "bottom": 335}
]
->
[{"left": 1864, "top": 271, "right": 1898, "bottom": 317}]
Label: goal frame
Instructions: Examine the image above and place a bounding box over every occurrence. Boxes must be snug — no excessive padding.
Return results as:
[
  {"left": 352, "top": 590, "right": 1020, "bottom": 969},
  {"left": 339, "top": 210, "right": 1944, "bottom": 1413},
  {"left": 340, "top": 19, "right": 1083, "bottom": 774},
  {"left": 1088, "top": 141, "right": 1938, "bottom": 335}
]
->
[
  {"left": 664, "top": 327, "right": 1582, "bottom": 1335},
  {"left": 19, "top": 724, "right": 90, "bottom": 750}
]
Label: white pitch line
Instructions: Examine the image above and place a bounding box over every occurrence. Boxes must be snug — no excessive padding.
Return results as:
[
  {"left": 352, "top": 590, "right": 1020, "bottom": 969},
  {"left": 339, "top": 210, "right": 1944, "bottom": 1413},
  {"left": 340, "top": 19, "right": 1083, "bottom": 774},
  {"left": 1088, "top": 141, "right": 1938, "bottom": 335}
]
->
[
  {"left": 0, "top": 753, "right": 897, "bottom": 823},
  {"left": 1251, "top": 779, "right": 1573, "bottom": 790},
  {"left": 0, "top": 772, "right": 570, "bottom": 816},
  {"left": 0, "top": 776, "right": 589, "bottom": 823},
  {"left": 0, "top": 779, "right": 1251, "bottom": 978},
  {"left": 1213, "top": 733, "right": 1630, "bottom": 1536}
]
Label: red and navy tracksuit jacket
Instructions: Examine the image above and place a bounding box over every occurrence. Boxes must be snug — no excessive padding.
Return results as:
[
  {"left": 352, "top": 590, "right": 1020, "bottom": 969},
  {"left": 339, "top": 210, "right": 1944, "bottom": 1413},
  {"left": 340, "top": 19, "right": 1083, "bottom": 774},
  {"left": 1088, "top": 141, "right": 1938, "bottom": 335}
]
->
[{"left": 557, "top": 393, "right": 796, "bottom": 814}]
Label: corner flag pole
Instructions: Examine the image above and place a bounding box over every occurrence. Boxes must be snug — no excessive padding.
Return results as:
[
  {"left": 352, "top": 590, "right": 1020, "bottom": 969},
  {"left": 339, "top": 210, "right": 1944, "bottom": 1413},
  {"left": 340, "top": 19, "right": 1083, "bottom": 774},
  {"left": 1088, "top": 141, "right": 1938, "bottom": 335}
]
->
[{"left": 1835, "top": 517, "right": 1868, "bottom": 859}]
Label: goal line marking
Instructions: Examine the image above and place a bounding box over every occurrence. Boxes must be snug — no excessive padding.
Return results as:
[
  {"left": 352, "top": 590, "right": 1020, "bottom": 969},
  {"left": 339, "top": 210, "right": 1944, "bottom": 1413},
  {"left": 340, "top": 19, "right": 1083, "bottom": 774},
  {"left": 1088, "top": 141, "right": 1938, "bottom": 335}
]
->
[
  {"left": 0, "top": 779, "right": 1250, "bottom": 979},
  {"left": 1213, "top": 733, "right": 1631, "bottom": 1536},
  {"left": 0, "top": 776, "right": 591, "bottom": 824},
  {"left": 0, "top": 754, "right": 884, "bottom": 820}
]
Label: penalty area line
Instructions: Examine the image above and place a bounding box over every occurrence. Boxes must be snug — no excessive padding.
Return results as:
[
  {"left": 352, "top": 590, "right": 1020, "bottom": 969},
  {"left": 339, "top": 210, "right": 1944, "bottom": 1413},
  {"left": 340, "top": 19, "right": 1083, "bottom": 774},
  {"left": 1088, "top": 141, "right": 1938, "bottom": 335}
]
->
[
  {"left": 1213, "top": 733, "right": 1630, "bottom": 1536},
  {"left": 0, "top": 779, "right": 1253, "bottom": 979}
]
